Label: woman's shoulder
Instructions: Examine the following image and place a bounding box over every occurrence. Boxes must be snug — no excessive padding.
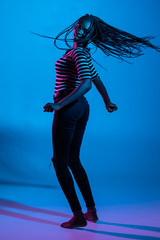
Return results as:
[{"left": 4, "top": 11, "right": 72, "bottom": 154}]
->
[
  {"left": 65, "top": 47, "right": 90, "bottom": 54},
  {"left": 64, "top": 47, "right": 91, "bottom": 62},
  {"left": 71, "top": 47, "right": 91, "bottom": 58},
  {"left": 64, "top": 48, "right": 81, "bottom": 57}
]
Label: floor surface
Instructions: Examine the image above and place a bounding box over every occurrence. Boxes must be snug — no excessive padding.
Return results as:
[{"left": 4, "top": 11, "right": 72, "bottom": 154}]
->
[{"left": 0, "top": 180, "right": 160, "bottom": 240}]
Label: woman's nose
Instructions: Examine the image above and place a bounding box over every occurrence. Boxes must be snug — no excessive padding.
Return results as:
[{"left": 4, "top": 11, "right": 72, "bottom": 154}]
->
[
  {"left": 76, "top": 29, "right": 84, "bottom": 35},
  {"left": 79, "top": 30, "right": 84, "bottom": 34}
]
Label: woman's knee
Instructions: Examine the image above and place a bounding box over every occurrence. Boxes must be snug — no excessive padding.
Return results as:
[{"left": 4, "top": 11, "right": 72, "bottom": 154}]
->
[
  {"left": 68, "top": 157, "right": 81, "bottom": 170},
  {"left": 51, "top": 157, "right": 56, "bottom": 167},
  {"left": 51, "top": 156, "right": 68, "bottom": 169}
]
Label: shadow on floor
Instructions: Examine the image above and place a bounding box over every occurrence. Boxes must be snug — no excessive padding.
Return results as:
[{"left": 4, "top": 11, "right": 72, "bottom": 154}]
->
[
  {"left": 0, "top": 181, "right": 56, "bottom": 189},
  {"left": 0, "top": 199, "right": 160, "bottom": 239}
]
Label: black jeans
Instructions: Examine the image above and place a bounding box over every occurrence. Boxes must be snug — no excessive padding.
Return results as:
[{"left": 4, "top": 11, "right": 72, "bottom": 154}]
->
[{"left": 51, "top": 91, "right": 95, "bottom": 212}]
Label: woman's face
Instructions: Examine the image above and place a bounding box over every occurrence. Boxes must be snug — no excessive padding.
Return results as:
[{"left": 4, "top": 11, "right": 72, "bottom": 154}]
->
[{"left": 73, "top": 18, "right": 92, "bottom": 41}]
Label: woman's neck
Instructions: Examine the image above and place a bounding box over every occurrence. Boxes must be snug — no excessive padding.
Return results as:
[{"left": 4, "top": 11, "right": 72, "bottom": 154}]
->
[{"left": 73, "top": 41, "right": 88, "bottom": 49}]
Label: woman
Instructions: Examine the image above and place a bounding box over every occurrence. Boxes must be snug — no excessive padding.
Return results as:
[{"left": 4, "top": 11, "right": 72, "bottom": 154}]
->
[{"left": 42, "top": 14, "right": 160, "bottom": 228}]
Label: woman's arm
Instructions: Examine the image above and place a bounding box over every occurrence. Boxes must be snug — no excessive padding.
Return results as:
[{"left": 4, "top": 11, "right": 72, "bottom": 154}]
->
[
  {"left": 43, "top": 77, "right": 118, "bottom": 112},
  {"left": 92, "top": 75, "right": 118, "bottom": 113},
  {"left": 43, "top": 80, "right": 91, "bottom": 112},
  {"left": 92, "top": 75, "right": 111, "bottom": 105}
]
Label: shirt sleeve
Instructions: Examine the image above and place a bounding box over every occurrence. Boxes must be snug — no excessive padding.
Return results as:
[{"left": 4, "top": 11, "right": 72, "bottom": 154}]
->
[
  {"left": 88, "top": 58, "right": 99, "bottom": 80},
  {"left": 71, "top": 48, "right": 92, "bottom": 82}
]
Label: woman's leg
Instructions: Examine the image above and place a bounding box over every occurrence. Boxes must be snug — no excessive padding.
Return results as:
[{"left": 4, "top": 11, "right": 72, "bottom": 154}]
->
[
  {"left": 52, "top": 98, "right": 84, "bottom": 213},
  {"left": 68, "top": 97, "right": 96, "bottom": 209}
]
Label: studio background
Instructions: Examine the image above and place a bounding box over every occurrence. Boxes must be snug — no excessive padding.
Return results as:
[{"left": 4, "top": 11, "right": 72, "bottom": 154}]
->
[{"left": 1, "top": 0, "right": 160, "bottom": 198}]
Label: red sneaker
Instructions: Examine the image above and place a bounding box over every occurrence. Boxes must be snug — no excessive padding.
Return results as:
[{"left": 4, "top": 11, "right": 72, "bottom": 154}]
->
[
  {"left": 60, "top": 210, "right": 87, "bottom": 228},
  {"left": 83, "top": 207, "right": 98, "bottom": 222}
]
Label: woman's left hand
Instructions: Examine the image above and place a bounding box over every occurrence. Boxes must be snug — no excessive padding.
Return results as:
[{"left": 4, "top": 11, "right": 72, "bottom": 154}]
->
[
  {"left": 105, "top": 102, "right": 118, "bottom": 113},
  {"left": 43, "top": 102, "right": 61, "bottom": 112}
]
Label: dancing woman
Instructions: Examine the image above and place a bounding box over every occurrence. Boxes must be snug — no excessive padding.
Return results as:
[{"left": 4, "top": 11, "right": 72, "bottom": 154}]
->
[{"left": 42, "top": 14, "right": 160, "bottom": 228}]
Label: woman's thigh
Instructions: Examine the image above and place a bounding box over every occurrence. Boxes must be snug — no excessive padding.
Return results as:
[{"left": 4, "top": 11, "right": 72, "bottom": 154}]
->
[
  {"left": 68, "top": 97, "right": 90, "bottom": 165},
  {"left": 52, "top": 96, "right": 88, "bottom": 160}
]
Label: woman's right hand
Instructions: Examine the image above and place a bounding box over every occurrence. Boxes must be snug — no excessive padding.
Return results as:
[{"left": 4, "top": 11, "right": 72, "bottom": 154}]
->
[
  {"left": 105, "top": 102, "right": 118, "bottom": 113},
  {"left": 43, "top": 102, "right": 61, "bottom": 112}
]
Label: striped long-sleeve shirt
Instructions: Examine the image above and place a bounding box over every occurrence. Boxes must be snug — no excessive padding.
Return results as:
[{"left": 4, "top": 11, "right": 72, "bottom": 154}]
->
[{"left": 54, "top": 47, "right": 99, "bottom": 94}]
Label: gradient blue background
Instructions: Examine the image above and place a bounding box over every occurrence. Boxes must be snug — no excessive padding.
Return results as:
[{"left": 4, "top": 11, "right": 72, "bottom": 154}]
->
[{"left": 1, "top": 0, "right": 160, "bottom": 191}]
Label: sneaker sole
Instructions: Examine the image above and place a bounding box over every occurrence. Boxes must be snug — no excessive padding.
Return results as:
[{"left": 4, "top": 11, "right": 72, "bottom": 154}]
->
[
  {"left": 85, "top": 217, "right": 98, "bottom": 222},
  {"left": 60, "top": 222, "right": 87, "bottom": 228}
]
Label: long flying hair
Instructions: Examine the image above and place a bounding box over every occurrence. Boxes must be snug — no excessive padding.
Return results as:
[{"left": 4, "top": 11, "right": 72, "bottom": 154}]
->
[{"left": 30, "top": 13, "right": 160, "bottom": 69}]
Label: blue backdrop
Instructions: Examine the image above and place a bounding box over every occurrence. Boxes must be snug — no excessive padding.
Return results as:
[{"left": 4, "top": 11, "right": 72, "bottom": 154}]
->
[{"left": 0, "top": 0, "right": 160, "bottom": 189}]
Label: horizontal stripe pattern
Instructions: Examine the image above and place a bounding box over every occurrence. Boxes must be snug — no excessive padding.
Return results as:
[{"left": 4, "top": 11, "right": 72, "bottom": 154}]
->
[{"left": 54, "top": 47, "right": 98, "bottom": 94}]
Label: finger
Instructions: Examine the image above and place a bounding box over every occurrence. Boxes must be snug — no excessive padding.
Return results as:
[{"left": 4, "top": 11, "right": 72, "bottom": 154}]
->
[
  {"left": 43, "top": 104, "right": 48, "bottom": 108},
  {"left": 43, "top": 103, "right": 50, "bottom": 108},
  {"left": 110, "top": 106, "right": 117, "bottom": 110},
  {"left": 45, "top": 106, "right": 50, "bottom": 112},
  {"left": 48, "top": 108, "right": 53, "bottom": 112},
  {"left": 48, "top": 106, "right": 54, "bottom": 112}
]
